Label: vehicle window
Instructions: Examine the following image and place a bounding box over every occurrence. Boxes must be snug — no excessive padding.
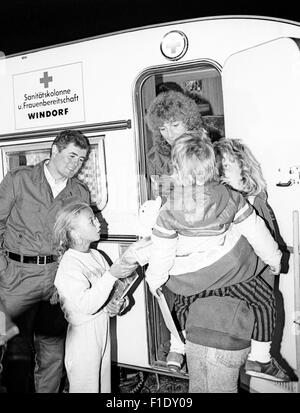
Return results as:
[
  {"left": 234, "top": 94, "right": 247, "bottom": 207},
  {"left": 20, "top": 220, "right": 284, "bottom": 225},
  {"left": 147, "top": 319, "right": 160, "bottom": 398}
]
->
[{"left": 1, "top": 135, "right": 108, "bottom": 211}]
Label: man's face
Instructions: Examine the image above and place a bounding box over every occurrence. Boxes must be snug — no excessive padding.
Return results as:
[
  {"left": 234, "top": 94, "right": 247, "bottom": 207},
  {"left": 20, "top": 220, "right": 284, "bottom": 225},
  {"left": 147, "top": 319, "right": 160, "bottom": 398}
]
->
[{"left": 51, "top": 143, "right": 87, "bottom": 180}]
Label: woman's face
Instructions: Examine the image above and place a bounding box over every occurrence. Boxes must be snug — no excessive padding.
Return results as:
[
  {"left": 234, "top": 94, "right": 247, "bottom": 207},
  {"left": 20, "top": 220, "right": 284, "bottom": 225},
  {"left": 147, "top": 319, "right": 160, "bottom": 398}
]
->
[
  {"left": 159, "top": 120, "right": 187, "bottom": 145},
  {"left": 221, "top": 153, "right": 244, "bottom": 191}
]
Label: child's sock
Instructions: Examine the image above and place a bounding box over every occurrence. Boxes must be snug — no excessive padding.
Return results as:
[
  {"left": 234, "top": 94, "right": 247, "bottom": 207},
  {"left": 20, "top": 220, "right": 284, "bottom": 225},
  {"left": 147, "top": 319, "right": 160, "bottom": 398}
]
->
[
  {"left": 170, "top": 331, "right": 185, "bottom": 355},
  {"left": 247, "top": 339, "right": 272, "bottom": 363}
]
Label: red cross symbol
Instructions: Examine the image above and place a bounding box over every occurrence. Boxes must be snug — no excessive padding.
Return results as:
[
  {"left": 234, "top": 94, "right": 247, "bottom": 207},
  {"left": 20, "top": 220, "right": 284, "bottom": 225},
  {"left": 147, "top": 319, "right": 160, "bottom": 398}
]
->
[
  {"left": 165, "top": 38, "right": 181, "bottom": 54},
  {"left": 40, "top": 71, "right": 53, "bottom": 88}
]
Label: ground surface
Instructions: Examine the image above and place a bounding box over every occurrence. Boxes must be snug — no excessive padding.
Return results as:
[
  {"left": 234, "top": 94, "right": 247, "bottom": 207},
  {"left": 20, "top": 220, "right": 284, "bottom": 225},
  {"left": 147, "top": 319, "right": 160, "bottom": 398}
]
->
[{"left": 116, "top": 368, "right": 189, "bottom": 393}]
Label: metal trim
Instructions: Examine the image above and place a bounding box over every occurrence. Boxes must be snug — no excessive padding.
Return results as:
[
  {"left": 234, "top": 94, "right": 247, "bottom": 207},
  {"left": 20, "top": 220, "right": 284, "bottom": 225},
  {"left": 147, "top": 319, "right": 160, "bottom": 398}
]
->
[
  {"left": 99, "top": 234, "right": 137, "bottom": 243},
  {"left": 0, "top": 119, "right": 131, "bottom": 143}
]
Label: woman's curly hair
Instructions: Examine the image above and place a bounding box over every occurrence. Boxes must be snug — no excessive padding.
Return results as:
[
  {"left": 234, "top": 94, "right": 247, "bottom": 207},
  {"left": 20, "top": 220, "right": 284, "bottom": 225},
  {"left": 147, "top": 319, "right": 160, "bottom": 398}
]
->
[
  {"left": 213, "top": 138, "right": 267, "bottom": 196},
  {"left": 146, "top": 90, "right": 203, "bottom": 133}
]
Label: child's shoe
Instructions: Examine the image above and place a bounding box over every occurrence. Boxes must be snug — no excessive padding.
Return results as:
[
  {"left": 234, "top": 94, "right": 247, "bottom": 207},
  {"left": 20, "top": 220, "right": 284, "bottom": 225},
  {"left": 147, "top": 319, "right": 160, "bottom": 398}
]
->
[
  {"left": 245, "top": 357, "right": 291, "bottom": 382},
  {"left": 166, "top": 351, "right": 184, "bottom": 372}
]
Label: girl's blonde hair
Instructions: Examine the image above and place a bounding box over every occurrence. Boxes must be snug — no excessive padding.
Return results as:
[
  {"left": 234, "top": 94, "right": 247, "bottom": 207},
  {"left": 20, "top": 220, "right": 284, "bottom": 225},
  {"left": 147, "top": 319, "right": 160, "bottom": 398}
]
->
[
  {"left": 53, "top": 202, "right": 92, "bottom": 260},
  {"left": 171, "top": 131, "right": 216, "bottom": 186},
  {"left": 213, "top": 138, "right": 267, "bottom": 196}
]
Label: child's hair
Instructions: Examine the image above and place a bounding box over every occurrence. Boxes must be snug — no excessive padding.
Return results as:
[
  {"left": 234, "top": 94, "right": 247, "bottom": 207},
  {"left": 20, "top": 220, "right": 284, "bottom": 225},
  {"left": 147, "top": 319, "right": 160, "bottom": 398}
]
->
[
  {"left": 146, "top": 90, "right": 203, "bottom": 134},
  {"left": 171, "top": 131, "right": 216, "bottom": 185},
  {"left": 213, "top": 138, "right": 267, "bottom": 196},
  {"left": 53, "top": 202, "right": 92, "bottom": 259}
]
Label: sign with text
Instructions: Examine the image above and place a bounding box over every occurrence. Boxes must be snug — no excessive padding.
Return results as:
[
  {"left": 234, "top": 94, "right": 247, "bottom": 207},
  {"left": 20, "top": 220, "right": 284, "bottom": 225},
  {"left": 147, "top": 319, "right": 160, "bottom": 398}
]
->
[{"left": 13, "top": 62, "right": 85, "bottom": 129}]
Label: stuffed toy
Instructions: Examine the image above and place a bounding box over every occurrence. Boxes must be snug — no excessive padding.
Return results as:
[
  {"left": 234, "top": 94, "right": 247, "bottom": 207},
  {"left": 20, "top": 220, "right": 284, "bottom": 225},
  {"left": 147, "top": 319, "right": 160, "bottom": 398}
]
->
[{"left": 137, "top": 196, "right": 162, "bottom": 238}]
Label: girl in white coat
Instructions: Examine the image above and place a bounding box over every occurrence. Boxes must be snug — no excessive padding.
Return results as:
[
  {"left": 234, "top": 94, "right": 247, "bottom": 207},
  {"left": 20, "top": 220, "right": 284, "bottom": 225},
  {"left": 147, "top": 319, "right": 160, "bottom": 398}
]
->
[{"left": 53, "top": 202, "right": 135, "bottom": 393}]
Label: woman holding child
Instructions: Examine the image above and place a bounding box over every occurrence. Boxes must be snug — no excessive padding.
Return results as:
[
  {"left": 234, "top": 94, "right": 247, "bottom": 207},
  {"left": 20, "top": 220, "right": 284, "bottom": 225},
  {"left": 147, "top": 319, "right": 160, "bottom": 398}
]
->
[{"left": 145, "top": 89, "right": 289, "bottom": 392}]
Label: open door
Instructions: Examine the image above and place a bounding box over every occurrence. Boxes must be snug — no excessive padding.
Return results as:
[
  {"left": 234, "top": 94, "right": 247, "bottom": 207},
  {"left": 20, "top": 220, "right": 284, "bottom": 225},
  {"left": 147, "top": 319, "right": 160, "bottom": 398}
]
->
[
  {"left": 136, "top": 62, "right": 224, "bottom": 373},
  {"left": 222, "top": 37, "right": 300, "bottom": 393}
]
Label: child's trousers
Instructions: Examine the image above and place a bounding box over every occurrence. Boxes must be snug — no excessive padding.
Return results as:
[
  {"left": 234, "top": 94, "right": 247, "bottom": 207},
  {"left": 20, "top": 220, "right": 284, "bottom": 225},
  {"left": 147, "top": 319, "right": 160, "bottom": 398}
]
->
[
  {"left": 174, "top": 275, "right": 276, "bottom": 342},
  {"left": 65, "top": 312, "right": 111, "bottom": 393}
]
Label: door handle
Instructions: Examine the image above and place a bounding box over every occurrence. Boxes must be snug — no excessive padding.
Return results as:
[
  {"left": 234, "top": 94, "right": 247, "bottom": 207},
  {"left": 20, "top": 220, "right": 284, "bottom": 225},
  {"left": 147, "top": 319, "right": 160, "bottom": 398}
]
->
[
  {"left": 277, "top": 166, "right": 300, "bottom": 187},
  {"left": 276, "top": 179, "right": 294, "bottom": 187}
]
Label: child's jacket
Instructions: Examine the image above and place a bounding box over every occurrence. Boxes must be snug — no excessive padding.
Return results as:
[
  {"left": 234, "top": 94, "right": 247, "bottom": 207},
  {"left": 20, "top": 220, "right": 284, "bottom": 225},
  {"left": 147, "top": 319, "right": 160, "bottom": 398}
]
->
[{"left": 146, "top": 181, "right": 282, "bottom": 296}]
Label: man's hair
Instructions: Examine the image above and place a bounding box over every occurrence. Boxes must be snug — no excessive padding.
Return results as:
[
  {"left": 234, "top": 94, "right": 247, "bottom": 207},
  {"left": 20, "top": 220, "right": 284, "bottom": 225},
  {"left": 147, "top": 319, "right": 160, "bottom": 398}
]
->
[
  {"left": 213, "top": 138, "right": 267, "bottom": 196},
  {"left": 51, "top": 129, "right": 90, "bottom": 156},
  {"left": 146, "top": 90, "right": 203, "bottom": 134},
  {"left": 171, "top": 131, "right": 216, "bottom": 185}
]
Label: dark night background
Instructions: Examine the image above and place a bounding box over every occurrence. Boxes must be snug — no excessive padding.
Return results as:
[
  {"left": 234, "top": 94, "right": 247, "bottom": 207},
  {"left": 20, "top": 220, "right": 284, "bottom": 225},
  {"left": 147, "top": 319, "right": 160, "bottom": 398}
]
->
[{"left": 0, "top": 0, "right": 300, "bottom": 56}]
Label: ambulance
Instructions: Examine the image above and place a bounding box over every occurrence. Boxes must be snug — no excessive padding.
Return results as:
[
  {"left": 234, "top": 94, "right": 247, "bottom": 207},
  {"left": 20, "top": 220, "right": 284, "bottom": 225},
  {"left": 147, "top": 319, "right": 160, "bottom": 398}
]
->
[{"left": 0, "top": 15, "right": 300, "bottom": 393}]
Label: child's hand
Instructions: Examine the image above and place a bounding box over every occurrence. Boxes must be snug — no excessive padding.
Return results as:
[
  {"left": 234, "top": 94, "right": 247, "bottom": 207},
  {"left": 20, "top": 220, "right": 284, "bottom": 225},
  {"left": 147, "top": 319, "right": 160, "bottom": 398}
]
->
[
  {"left": 0, "top": 334, "right": 5, "bottom": 346},
  {"left": 146, "top": 277, "right": 163, "bottom": 298},
  {"left": 105, "top": 297, "right": 129, "bottom": 317},
  {"left": 0, "top": 325, "right": 19, "bottom": 345},
  {"left": 109, "top": 257, "right": 138, "bottom": 279},
  {"left": 149, "top": 286, "right": 162, "bottom": 299},
  {"left": 269, "top": 264, "right": 281, "bottom": 275},
  {"left": 109, "top": 245, "right": 140, "bottom": 279}
]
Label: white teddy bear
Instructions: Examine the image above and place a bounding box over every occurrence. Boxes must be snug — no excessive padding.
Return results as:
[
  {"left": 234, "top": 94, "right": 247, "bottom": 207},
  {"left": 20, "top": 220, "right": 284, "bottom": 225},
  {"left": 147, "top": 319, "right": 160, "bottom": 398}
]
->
[
  {"left": 126, "top": 196, "right": 162, "bottom": 267},
  {"left": 137, "top": 196, "right": 162, "bottom": 238}
]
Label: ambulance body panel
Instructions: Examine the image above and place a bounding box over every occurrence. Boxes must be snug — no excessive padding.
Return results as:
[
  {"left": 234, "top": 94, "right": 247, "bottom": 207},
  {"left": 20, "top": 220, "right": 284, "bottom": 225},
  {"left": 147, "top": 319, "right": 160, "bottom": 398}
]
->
[{"left": 0, "top": 15, "right": 300, "bottom": 392}]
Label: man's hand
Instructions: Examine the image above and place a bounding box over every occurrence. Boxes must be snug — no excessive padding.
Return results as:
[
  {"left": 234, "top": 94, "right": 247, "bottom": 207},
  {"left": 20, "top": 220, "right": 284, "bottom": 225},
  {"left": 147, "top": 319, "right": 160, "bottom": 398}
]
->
[
  {"left": 0, "top": 255, "right": 7, "bottom": 273},
  {"left": 49, "top": 287, "right": 59, "bottom": 305}
]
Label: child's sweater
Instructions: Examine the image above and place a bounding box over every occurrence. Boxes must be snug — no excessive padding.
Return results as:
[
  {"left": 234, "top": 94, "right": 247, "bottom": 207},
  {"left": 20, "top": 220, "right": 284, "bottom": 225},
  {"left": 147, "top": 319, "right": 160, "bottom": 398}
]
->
[
  {"left": 54, "top": 248, "right": 116, "bottom": 326},
  {"left": 146, "top": 182, "right": 282, "bottom": 295}
]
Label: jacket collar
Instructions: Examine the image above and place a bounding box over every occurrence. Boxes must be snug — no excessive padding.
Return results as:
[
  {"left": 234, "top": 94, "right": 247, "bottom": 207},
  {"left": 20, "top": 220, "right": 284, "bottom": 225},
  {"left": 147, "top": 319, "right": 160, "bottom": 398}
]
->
[{"left": 32, "top": 160, "right": 74, "bottom": 195}]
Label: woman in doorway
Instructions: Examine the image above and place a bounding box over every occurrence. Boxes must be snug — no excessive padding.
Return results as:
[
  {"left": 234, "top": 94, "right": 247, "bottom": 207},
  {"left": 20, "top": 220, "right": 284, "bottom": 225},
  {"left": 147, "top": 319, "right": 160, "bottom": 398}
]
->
[{"left": 146, "top": 89, "right": 207, "bottom": 201}]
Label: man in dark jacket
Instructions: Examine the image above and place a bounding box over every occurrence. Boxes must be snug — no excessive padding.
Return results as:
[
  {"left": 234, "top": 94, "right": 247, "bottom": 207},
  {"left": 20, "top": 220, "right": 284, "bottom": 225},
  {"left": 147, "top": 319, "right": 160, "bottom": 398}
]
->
[{"left": 0, "top": 129, "right": 90, "bottom": 393}]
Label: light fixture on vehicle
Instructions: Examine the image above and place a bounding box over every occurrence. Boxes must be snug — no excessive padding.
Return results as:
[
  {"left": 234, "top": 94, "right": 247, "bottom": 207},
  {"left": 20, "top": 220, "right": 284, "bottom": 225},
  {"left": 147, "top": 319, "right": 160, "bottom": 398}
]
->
[{"left": 160, "top": 30, "right": 188, "bottom": 61}]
